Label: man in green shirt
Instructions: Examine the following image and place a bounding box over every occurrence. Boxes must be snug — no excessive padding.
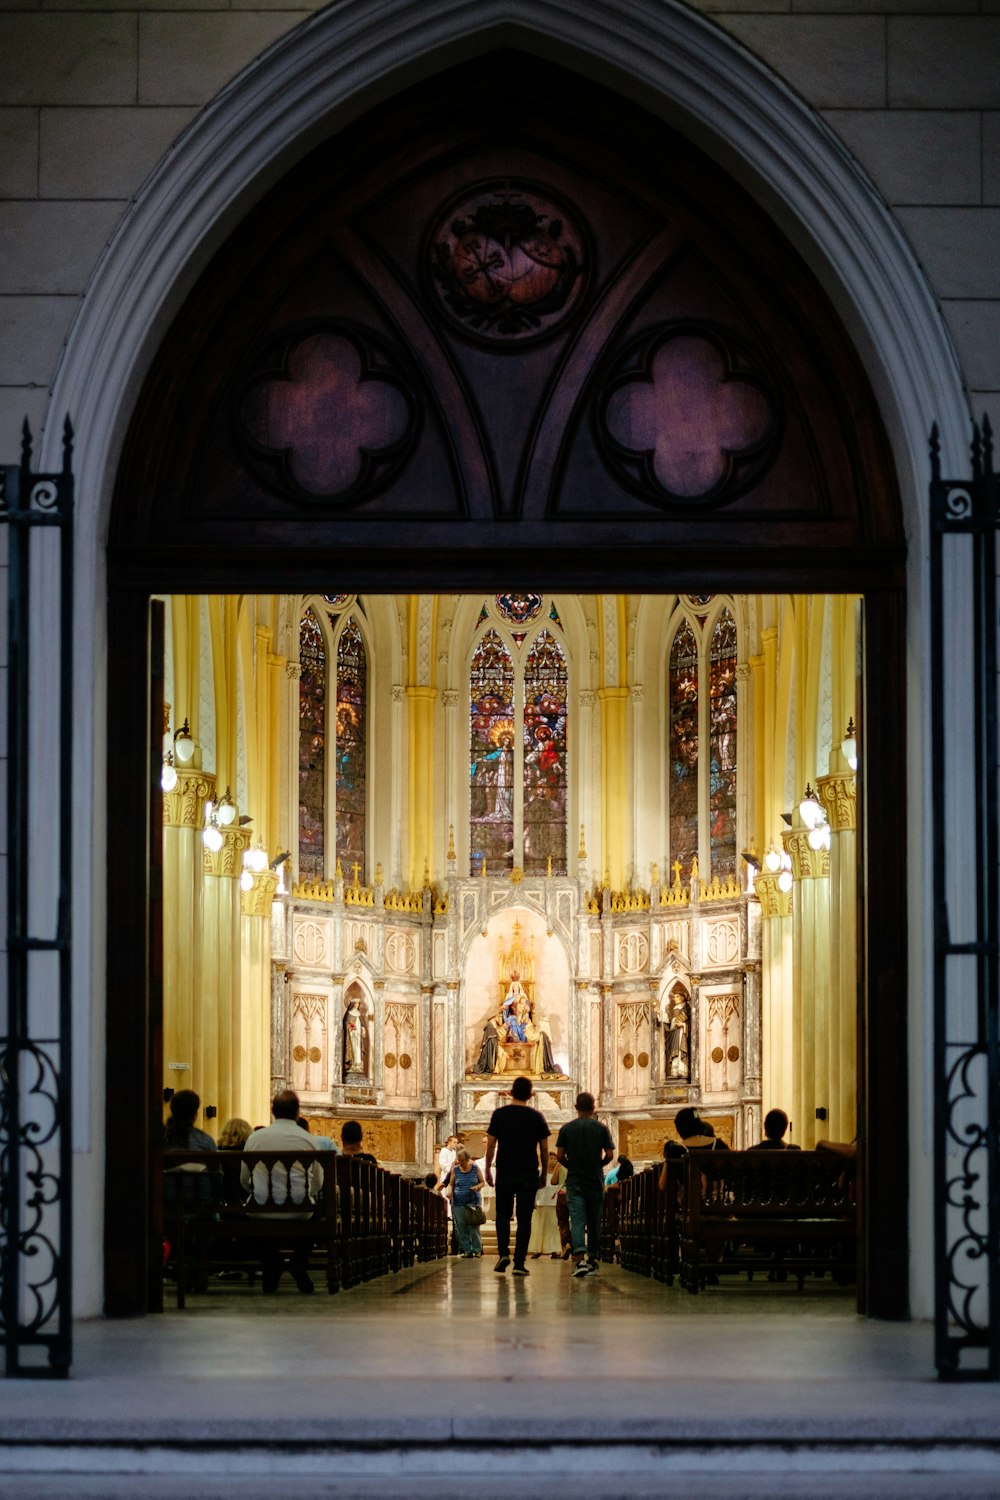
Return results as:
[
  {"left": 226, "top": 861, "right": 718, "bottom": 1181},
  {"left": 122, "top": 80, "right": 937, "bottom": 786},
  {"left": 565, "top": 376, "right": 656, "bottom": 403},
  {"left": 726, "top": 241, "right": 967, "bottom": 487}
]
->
[{"left": 555, "top": 1092, "right": 614, "bottom": 1278}]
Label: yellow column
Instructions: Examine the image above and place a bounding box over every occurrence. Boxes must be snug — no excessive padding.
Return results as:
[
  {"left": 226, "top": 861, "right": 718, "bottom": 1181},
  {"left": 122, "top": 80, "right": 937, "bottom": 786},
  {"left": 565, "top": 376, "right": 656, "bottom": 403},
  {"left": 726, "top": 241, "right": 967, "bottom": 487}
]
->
[
  {"left": 818, "top": 765, "right": 858, "bottom": 1143},
  {"left": 407, "top": 686, "right": 437, "bottom": 888},
  {"left": 785, "top": 822, "right": 831, "bottom": 1149},
  {"left": 754, "top": 873, "right": 795, "bottom": 1130},
  {"left": 241, "top": 870, "right": 279, "bottom": 1127},
  {"left": 599, "top": 686, "right": 629, "bottom": 888},
  {"left": 201, "top": 825, "right": 250, "bottom": 1133},
  {"left": 162, "top": 768, "right": 213, "bottom": 1106}
]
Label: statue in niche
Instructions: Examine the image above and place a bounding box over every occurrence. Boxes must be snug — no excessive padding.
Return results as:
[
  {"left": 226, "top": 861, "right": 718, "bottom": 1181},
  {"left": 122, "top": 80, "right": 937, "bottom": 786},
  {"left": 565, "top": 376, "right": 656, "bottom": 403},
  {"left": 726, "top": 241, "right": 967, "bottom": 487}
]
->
[
  {"left": 665, "top": 990, "right": 690, "bottom": 1081},
  {"left": 343, "top": 996, "right": 368, "bottom": 1079}
]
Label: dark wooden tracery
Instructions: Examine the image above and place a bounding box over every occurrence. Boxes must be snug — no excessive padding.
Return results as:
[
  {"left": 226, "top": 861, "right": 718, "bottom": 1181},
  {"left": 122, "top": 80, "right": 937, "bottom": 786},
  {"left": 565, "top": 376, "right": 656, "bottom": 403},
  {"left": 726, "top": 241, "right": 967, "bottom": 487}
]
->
[{"left": 107, "top": 53, "right": 907, "bottom": 1319}]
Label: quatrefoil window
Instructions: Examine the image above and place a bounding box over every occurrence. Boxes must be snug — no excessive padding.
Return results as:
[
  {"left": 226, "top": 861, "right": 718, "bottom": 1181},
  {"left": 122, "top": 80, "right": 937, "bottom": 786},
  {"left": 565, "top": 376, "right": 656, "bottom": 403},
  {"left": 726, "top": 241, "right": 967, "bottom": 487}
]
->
[
  {"left": 240, "top": 325, "right": 416, "bottom": 505},
  {"left": 600, "top": 325, "right": 779, "bottom": 506}
]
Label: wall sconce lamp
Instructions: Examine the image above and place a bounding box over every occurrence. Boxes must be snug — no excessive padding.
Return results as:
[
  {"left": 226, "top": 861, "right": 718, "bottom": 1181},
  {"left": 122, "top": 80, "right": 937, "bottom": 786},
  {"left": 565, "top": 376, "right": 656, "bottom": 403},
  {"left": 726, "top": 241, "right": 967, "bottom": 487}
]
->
[
  {"left": 842, "top": 718, "right": 858, "bottom": 771},
  {"left": 203, "top": 801, "right": 224, "bottom": 852},
  {"left": 173, "top": 717, "right": 195, "bottom": 765}
]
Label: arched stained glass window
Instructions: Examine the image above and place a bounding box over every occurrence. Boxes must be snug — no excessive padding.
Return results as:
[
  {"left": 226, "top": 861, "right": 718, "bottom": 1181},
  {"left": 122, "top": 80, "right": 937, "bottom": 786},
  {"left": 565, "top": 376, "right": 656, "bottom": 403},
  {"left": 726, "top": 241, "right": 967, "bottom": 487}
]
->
[
  {"left": 523, "top": 630, "right": 568, "bottom": 875},
  {"left": 335, "top": 618, "right": 367, "bottom": 879},
  {"left": 709, "top": 609, "right": 738, "bottom": 880},
  {"left": 470, "top": 630, "right": 515, "bottom": 874},
  {"left": 298, "top": 608, "right": 326, "bottom": 880},
  {"left": 668, "top": 619, "right": 699, "bottom": 874}
]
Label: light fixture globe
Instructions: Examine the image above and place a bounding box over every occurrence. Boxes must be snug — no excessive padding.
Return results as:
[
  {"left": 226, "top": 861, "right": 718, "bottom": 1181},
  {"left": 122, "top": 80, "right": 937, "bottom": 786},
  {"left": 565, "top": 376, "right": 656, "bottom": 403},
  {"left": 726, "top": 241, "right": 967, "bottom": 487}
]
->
[
  {"left": 842, "top": 718, "right": 858, "bottom": 771},
  {"left": 217, "top": 787, "right": 236, "bottom": 826},
  {"left": 173, "top": 718, "right": 195, "bottom": 764},
  {"left": 161, "top": 761, "right": 177, "bottom": 793},
  {"left": 798, "top": 784, "right": 823, "bottom": 829},
  {"left": 203, "top": 825, "right": 223, "bottom": 852},
  {"left": 777, "top": 869, "right": 793, "bottom": 893},
  {"left": 248, "top": 844, "right": 268, "bottom": 873},
  {"left": 763, "top": 844, "right": 781, "bottom": 873},
  {"left": 240, "top": 870, "right": 254, "bottom": 892}
]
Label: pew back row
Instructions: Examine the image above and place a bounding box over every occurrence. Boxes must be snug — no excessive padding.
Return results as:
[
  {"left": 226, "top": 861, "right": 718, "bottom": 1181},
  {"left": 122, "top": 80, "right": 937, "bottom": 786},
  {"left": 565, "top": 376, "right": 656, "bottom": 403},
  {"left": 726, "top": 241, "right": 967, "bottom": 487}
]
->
[
  {"left": 615, "top": 1150, "right": 857, "bottom": 1291},
  {"left": 162, "top": 1150, "right": 449, "bottom": 1306}
]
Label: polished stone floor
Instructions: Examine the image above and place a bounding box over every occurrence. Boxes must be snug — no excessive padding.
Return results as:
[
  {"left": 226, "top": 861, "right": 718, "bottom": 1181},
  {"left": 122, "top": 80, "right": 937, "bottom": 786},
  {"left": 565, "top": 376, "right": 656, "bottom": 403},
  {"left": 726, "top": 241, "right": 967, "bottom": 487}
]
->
[{"left": 3, "top": 1257, "right": 1000, "bottom": 1497}]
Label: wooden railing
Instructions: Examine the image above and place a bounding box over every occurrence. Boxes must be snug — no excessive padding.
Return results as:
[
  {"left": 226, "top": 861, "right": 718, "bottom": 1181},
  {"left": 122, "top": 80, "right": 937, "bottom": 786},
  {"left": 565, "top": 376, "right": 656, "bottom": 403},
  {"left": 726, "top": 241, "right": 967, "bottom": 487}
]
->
[{"left": 162, "top": 1150, "right": 448, "bottom": 1307}]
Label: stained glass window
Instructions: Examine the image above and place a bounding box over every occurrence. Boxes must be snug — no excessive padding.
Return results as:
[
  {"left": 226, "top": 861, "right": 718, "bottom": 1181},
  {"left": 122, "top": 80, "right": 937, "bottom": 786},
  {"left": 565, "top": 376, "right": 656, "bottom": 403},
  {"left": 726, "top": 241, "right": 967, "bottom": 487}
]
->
[
  {"left": 709, "top": 609, "right": 738, "bottom": 880},
  {"left": 523, "top": 630, "right": 568, "bottom": 874},
  {"left": 298, "top": 608, "right": 326, "bottom": 880},
  {"left": 470, "top": 630, "right": 515, "bottom": 873},
  {"left": 335, "top": 619, "right": 367, "bottom": 879},
  {"left": 668, "top": 619, "right": 699, "bottom": 874}
]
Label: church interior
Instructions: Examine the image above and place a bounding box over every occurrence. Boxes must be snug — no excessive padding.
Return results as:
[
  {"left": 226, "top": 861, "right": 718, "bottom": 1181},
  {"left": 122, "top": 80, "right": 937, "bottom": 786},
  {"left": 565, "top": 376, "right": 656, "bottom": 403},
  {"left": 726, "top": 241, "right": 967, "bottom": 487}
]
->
[{"left": 158, "top": 589, "right": 859, "bottom": 1169}]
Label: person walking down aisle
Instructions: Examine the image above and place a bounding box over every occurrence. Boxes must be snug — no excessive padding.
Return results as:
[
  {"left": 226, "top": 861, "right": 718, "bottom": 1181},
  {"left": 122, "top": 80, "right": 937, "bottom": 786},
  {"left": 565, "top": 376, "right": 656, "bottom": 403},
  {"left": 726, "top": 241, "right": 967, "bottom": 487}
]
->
[
  {"left": 447, "top": 1147, "right": 486, "bottom": 1257},
  {"left": 485, "top": 1076, "right": 550, "bottom": 1275},
  {"left": 556, "top": 1092, "right": 614, "bottom": 1279}
]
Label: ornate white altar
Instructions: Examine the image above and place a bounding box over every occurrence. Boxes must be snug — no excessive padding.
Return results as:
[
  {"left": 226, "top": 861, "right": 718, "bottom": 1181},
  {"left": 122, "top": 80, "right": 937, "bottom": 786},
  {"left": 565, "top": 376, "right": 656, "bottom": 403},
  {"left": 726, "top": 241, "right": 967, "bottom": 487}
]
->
[{"left": 269, "top": 860, "right": 760, "bottom": 1166}]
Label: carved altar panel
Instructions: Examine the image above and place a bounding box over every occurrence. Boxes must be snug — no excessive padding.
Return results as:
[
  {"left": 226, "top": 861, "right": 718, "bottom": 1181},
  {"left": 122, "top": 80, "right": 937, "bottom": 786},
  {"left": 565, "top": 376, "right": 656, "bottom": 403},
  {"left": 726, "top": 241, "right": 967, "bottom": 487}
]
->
[
  {"left": 345, "top": 919, "right": 369, "bottom": 957},
  {"left": 433, "top": 929, "right": 447, "bottom": 979},
  {"left": 657, "top": 922, "right": 690, "bottom": 966},
  {"left": 308, "top": 1116, "right": 416, "bottom": 1162},
  {"left": 618, "top": 1114, "right": 735, "bottom": 1162},
  {"left": 704, "top": 992, "right": 742, "bottom": 1095},
  {"left": 589, "top": 997, "right": 602, "bottom": 1097},
  {"left": 383, "top": 998, "right": 418, "bottom": 1100},
  {"left": 703, "top": 916, "right": 740, "bottom": 969},
  {"left": 293, "top": 916, "right": 330, "bottom": 969},
  {"left": 616, "top": 931, "right": 649, "bottom": 976},
  {"left": 616, "top": 999, "right": 652, "bottom": 1097},
  {"left": 290, "top": 991, "right": 329, "bottom": 1094},
  {"left": 432, "top": 1000, "right": 446, "bottom": 1106},
  {"left": 589, "top": 931, "right": 602, "bottom": 979},
  {"left": 385, "top": 928, "right": 417, "bottom": 975}
]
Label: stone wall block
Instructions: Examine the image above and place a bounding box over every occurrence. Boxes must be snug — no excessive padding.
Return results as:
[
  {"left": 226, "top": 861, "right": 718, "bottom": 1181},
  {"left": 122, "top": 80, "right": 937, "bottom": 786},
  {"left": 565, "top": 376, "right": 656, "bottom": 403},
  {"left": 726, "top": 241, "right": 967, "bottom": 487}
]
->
[
  {"left": 721, "top": 17, "right": 885, "bottom": 108},
  {"left": 889, "top": 19, "right": 1000, "bottom": 108},
  {"left": 823, "top": 110, "right": 980, "bottom": 205},
  {"left": 40, "top": 107, "right": 197, "bottom": 199},
  {"left": 0, "top": 202, "right": 124, "bottom": 293},
  {"left": 138, "top": 13, "right": 307, "bottom": 106},
  {"left": 0, "top": 15, "right": 136, "bottom": 105},
  {"left": 944, "top": 301, "right": 1000, "bottom": 389},
  {"left": 0, "top": 386, "right": 48, "bottom": 447},
  {"left": 896, "top": 208, "right": 1000, "bottom": 297},
  {"left": 0, "top": 294, "right": 76, "bottom": 384},
  {"left": 0, "top": 109, "right": 38, "bottom": 196},
  {"left": 984, "top": 114, "right": 1000, "bottom": 205}
]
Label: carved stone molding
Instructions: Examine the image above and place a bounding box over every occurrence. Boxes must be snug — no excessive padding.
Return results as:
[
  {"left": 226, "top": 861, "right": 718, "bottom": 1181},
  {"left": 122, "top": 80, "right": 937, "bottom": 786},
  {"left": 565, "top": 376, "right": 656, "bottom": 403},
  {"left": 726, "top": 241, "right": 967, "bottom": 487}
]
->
[
  {"left": 163, "top": 768, "right": 215, "bottom": 830},
  {"left": 442, "top": 689, "right": 461, "bottom": 709},
  {"left": 817, "top": 771, "right": 857, "bottom": 832},
  {"left": 391, "top": 684, "right": 405, "bottom": 703},
  {"left": 204, "top": 825, "right": 252, "bottom": 878},
  {"left": 285, "top": 661, "right": 302, "bottom": 680},
  {"left": 242, "top": 869, "right": 278, "bottom": 916},
  {"left": 630, "top": 684, "right": 645, "bottom": 703},
  {"left": 784, "top": 829, "right": 830, "bottom": 880},
  {"left": 578, "top": 690, "right": 596, "bottom": 709}
]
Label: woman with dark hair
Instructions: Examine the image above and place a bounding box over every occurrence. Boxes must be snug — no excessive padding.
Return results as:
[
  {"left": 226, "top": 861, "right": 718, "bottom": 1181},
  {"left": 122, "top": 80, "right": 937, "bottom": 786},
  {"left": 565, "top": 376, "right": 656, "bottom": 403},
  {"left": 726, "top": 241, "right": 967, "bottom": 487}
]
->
[
  {"left": 163, "top": 1090, "right": 217, "bottom": 1291},
  {"left": 604, "top": 1154, "right": 634, "bottom": 1187},
  {"left": 164, "top": 1089, "right": 216, "bottom": 1151}
]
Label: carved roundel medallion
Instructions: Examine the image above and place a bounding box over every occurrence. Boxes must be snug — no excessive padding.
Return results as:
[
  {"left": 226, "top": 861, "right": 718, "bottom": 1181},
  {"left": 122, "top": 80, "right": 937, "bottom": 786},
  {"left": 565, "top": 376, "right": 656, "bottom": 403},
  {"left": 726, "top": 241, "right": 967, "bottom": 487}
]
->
[{"left": 428, "top": 180, "right": 588, "bottom": 346}]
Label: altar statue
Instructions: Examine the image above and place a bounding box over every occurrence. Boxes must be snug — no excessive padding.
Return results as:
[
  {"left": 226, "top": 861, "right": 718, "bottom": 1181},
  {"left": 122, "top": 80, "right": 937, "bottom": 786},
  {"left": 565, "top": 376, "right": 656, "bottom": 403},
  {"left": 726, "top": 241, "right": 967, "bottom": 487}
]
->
[
  {"left": 536, "top": 1013, "right": 556, "bottom": 1074},
  {"left": 343, "top": 998, "right": 366, "bottom": 1077},
  {"left": 665, "top": 991, "right": 690, "bottom": 1080},
  {"left": 502, "top": 975, "right": 529, "bottom": 1041},
  {"left": 472, "top": 1016, "right": 501, "bottom": 1075}
]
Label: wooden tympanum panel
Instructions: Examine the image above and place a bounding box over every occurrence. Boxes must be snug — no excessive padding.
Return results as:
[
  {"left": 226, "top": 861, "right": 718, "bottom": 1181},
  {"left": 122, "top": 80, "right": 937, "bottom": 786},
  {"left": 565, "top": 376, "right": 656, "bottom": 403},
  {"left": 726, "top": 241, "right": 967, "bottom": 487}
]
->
[{"left": 112, "top": 54, "right": 901, "bottom": 590}]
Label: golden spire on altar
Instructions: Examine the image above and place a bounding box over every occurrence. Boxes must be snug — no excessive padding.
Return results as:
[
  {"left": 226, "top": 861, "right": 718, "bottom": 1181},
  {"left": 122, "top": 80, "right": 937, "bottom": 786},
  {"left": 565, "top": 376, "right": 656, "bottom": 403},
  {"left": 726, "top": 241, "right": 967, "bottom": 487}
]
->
[
  {"left": 335, "top": 856, "right": 343, "bottom": 880},
  {"left": 447, "top": 823, "right": 456, "bottom": 861},
  {"left": 578, "top": 824, "right": 587, "bottom": 862}
]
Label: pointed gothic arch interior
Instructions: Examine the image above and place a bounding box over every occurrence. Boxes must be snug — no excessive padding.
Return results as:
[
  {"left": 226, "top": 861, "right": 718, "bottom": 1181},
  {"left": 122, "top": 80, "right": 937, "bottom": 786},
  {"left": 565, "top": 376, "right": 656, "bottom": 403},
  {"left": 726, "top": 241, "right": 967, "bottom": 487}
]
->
[{"left": 106, "top": 50, "right": 908, "bottom": 1319}]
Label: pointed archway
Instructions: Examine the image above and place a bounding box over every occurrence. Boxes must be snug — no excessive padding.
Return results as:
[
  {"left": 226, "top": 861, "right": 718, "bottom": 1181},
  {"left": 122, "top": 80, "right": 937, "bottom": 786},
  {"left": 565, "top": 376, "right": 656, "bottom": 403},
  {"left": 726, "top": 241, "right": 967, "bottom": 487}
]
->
[{"left": 47, "top": 0, "right": 961, "bottom": 1322}]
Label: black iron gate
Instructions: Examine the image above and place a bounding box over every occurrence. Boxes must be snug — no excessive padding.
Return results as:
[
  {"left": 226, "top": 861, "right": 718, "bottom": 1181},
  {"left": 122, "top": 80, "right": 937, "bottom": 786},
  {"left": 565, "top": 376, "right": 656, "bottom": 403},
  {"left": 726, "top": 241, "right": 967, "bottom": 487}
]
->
[
  {"left": 931, "top": 417, "right": 1000, "bottom": 1379},
  {"left": 0, "top": 419, "right": 74, "bottom": 1377}
]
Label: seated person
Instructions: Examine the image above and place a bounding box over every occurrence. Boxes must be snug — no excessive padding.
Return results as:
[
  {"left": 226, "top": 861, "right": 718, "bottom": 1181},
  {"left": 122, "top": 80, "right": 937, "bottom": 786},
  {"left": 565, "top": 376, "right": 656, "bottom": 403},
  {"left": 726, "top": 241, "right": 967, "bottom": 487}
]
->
[
  {"left": 243, "top": 1088, "right": 321, "bottom": 1295},
  {"left": 750, "top": 1108, "right": 801, "bottom": 1150},
  {"left": 604, "top": 1154, "right": 634, "bottom": 1187},
  {"left": 340, "top": 1119, "right": 378, "bottom": 1163},
  {"left": 659, "top": 1106, "right": 728, "bottom": 1191}
]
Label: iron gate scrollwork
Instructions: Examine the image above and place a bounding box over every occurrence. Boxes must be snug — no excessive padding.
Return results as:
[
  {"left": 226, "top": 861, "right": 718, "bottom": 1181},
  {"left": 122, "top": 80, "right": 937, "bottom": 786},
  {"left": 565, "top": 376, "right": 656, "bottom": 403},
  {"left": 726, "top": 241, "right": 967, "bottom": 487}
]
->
[
  {"left": 930, "top": 417, "right": 1000, "bottom": 1379},
  {"left": 0, "top": 419, "right": 74, "bottom": 1377}
]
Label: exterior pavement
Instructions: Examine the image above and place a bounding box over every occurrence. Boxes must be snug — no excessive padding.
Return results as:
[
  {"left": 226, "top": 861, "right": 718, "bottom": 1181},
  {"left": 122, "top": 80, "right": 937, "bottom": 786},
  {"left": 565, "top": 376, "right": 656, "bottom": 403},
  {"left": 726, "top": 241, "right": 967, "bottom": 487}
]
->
[{"left": 2, "top": 1258, "right": 999, "bottom": 1497}]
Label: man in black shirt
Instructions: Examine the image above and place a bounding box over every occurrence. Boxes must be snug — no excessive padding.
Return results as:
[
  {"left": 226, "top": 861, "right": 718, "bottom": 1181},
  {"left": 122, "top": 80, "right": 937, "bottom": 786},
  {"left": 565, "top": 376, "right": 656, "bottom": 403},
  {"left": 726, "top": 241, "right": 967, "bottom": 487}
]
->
[
  {"left": 484, "top": 1076, "right": 550, "bottom": 1275},
  {"left": 556, "top": 1092, "right": 615, "bottom": 1278}
]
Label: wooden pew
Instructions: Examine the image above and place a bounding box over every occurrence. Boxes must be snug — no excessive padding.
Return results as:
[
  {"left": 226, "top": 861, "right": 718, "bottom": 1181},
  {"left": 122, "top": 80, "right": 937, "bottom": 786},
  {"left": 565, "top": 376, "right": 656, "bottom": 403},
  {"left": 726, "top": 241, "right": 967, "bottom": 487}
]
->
[
  {"left": 163, "top": 1150, "right": 445, "bottom": 1306},
  {"left": 678, "top": 1149, "right": 857, "bottom": 1293}
]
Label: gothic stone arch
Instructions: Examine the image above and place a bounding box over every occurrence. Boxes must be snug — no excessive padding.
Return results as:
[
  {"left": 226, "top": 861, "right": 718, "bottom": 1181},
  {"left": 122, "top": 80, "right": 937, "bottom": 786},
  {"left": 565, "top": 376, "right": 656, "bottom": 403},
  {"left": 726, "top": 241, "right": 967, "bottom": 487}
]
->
[{"left": 105, "top": 47, "right": 911, "bottom": 1318}]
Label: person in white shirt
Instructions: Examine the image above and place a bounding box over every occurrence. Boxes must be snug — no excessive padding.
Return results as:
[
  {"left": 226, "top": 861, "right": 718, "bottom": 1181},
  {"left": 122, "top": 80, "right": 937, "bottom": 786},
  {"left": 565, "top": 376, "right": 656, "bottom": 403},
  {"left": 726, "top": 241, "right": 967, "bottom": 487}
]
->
[{"left": 242, "top": 1089, "right": 320, "bottom": 1294}]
